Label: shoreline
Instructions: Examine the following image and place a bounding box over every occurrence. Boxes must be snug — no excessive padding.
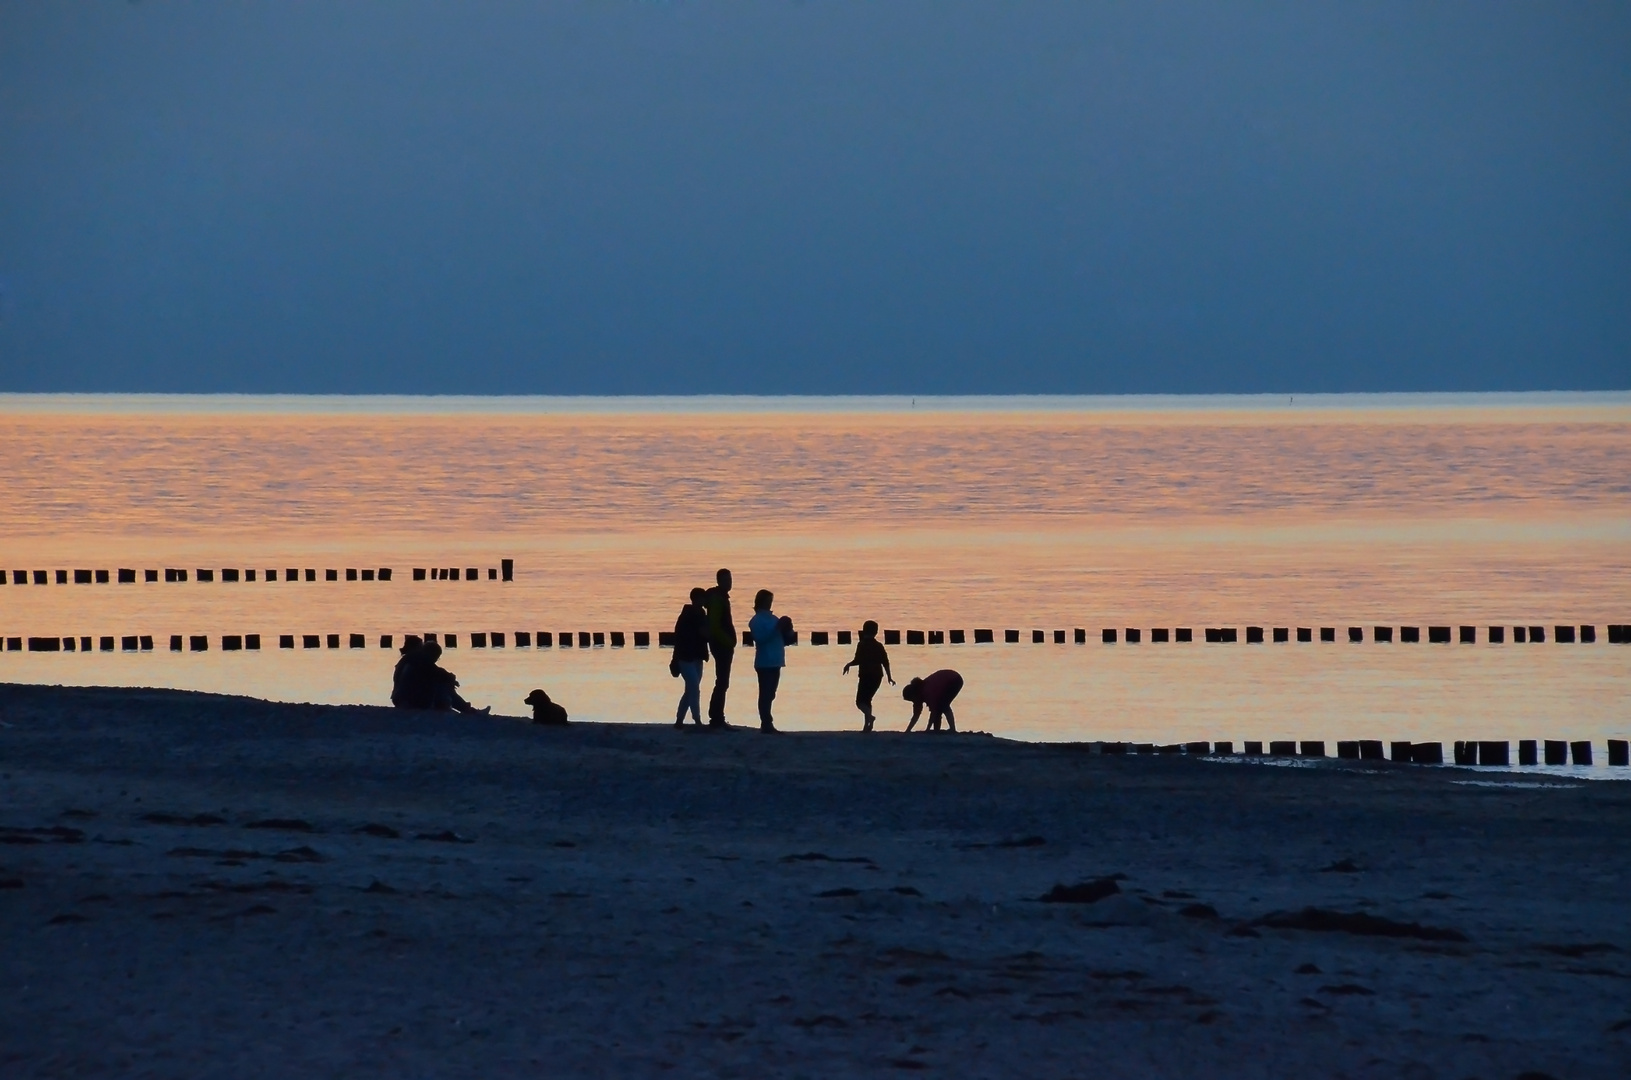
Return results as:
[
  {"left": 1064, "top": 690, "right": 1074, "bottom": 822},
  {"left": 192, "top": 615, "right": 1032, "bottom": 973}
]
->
[
  {"left": 2, "top": 683, "right": 1628, "bottom": 1077},
  {"left": 4, "top": 677, "right": 1626, "bottom": 780}
]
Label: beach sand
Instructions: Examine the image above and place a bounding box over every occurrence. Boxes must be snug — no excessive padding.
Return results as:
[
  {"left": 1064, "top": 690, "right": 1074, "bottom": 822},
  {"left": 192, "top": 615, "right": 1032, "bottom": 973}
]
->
[{"left": 1, "top": 683, "right": 1627, "bottom": 1078}]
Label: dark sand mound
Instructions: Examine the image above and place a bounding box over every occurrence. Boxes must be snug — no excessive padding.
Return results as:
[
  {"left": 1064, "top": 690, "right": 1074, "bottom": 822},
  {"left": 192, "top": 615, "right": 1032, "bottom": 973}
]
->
[{"left": 1, "top": 683, "right": 1628, "bottom": 1078}]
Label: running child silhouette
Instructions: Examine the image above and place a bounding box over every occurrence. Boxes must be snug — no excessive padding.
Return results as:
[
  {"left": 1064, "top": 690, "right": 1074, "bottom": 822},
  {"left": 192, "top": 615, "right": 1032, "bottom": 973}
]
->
[{"left": 841, "top": 620, "right": 894, "bottom": 732}]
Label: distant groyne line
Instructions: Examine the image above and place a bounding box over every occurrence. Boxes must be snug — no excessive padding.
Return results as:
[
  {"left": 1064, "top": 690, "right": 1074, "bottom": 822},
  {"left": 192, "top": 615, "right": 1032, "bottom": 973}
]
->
[
  {"left": 7, "top": 624, "right": 1625, "bottom": 655},
  {"left": 3, "top": 559, "right": 515, "bottom": 584}
]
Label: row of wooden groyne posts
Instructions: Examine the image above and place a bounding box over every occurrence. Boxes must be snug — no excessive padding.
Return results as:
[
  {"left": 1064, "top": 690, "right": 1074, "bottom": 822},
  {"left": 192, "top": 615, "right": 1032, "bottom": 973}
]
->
[
  {"left": 7, "top": 624, "right": 1631, "bottom": 655},
  {"left": 1089, "top": 738, "right": 1629, "bottom": 767},
  {"left": 2, "top": 561, "right": 514, "bottom": 585}
]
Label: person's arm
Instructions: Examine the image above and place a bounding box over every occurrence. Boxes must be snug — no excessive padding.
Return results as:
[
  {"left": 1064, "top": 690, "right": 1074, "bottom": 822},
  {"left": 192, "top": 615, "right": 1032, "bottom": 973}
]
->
[
  {"left": 883, "top": 652, "right": 894, "bottom": 684},
  {"left": 702, "top": 595, "right": 721, "bottom": 645},
  {"left": 905, "top": 699, "right": 923, "bottom": 732},
  {"left": 842, "top": 643, "right": 861, "bottom": 674}
]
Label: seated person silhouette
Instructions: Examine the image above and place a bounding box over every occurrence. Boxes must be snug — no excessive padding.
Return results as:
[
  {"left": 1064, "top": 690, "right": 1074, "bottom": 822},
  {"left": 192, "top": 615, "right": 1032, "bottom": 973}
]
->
[
  {"left": 903, "top": 669, "right": 963, "bottom": 733},
  {"left": 391, "top": 636, "right": 429, "bottom": 708},
  {"left": 525, "top": 688, "right": 569, "bottom": 725},
  {"left": 395, "top": 640, "right": 488, "bottom": 714}
]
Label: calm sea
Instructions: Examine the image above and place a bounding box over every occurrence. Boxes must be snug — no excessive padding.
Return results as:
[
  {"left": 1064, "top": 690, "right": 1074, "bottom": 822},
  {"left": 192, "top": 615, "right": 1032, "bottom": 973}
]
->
[{"left": 2, "top": 393, "right": 1627, "bottom": 758}]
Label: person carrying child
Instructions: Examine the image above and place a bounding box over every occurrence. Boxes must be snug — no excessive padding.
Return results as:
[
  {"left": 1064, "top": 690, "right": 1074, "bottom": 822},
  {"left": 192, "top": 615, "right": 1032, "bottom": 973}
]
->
[{"left": 841, "top": 620, "right": 894, "bottom": 732}]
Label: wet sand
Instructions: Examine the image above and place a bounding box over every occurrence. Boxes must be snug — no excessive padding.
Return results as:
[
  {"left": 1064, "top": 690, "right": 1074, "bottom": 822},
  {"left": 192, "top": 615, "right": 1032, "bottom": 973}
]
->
[{"left": 2, "top": 683, "right": 1628, "bottom": 1078}]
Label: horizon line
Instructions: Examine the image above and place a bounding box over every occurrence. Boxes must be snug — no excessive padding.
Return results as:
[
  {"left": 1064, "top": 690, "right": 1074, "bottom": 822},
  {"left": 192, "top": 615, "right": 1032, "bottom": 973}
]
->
[{"left": 1, "top": 390, "right": 1628, "bottom": 417}]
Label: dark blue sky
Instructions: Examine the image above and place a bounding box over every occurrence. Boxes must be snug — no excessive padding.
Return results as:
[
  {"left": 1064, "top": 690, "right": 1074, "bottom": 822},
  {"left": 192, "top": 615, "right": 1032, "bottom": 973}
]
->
[{"left": 1, "top": 2, "right": 1626, "bottom": 394}]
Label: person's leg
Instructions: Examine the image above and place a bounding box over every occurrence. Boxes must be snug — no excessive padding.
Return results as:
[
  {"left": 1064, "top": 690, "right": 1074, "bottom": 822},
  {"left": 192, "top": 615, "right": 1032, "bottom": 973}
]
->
[
  {"left": 857, "top": 672, "right": 882, "bottom": 731},
  {"left": 437, "top": 672, "right": 487, "bottom": 716},
  {"left": 939, "top": 678, "right": 962, "bottom": 732},
  {"left": 757, "top": 667, "right": 780, "bottom": 730},
  {"left": 680, "top": 662, "right": 703, "bottom": 724},
  {"left": 709, "top": 646, "right": 734, "bottom": 724}
]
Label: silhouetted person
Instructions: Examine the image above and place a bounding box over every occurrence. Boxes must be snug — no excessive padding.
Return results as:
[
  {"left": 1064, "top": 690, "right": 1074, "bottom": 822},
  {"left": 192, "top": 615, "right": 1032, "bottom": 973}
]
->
[
  {"left": 747, "top": 589, "right": 789, "bottom": 733},
  {"left": 524, "top": 689, "right": 569, "bottom": 725},
  {"left": 842, "top": 620, "right": 894, "bottom": 732},
  {"left": 419, "top": 641, "right": 489, "bottom": 715},
  {"left": 903, "top": 669, "right": 963, "bottom": 733},
  {"left": 703, "top": 568, "right": 736, "bottom": 727},
  {"left": 671, "top": 586, "right": 711, "bottom": 726},
  {"left": 391, "top": 635, "right": 428, "bottom": 708}
]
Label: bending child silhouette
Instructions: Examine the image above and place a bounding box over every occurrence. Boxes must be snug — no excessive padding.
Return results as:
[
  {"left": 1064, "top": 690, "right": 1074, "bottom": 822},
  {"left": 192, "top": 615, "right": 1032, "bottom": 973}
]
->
[
  {"left": 842, "top": 620, "right": 893, "bottom": 731},
  {"left": 903, "top": 669, "right": 963, "bottom": 733}
]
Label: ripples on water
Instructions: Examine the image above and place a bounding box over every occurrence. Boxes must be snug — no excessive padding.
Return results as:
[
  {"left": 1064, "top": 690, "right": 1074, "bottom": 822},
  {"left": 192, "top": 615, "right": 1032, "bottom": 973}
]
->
[{"left": 1, "top": 394, "right": 1626, "bottom": 748}]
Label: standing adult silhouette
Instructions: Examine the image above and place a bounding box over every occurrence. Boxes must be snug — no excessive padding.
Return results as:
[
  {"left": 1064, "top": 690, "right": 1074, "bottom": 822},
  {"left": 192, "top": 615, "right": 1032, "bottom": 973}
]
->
[
  {"left": 703, "top": 568, "right": 736, "bottom": 727},
  {"left": 671, "top": 586, "right": 711, "bottom": 726},
  {"left": 747, "top": 589, "right": 787, "bottom": 733}
]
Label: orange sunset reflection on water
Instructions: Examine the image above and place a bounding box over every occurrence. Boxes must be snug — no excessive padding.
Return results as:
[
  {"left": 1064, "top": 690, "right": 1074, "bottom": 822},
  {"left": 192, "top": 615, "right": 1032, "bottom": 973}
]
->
[{"left": 1, "top": 395, "right": 1626, "bottom": 748}]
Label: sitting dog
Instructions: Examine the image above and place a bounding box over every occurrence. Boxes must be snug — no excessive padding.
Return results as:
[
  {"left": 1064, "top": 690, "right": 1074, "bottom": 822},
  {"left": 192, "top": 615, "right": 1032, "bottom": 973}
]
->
[{"left": 524, "top": 688, "right": 569, "bottom": 726}]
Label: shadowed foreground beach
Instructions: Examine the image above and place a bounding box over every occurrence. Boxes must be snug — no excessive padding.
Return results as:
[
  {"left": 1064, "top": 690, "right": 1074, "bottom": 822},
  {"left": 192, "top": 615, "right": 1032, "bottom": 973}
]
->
[{"left": 2, "top": 684, "right": 1628, "bottom": 1078}]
